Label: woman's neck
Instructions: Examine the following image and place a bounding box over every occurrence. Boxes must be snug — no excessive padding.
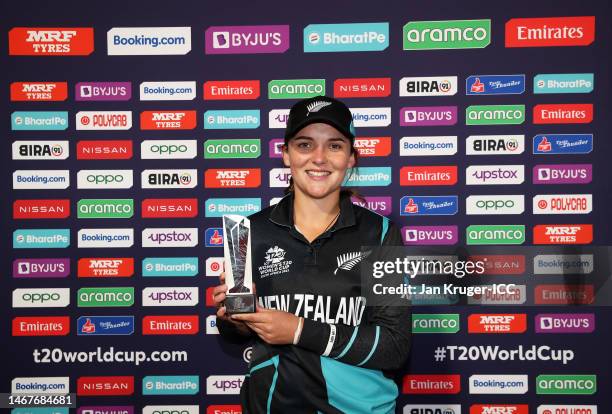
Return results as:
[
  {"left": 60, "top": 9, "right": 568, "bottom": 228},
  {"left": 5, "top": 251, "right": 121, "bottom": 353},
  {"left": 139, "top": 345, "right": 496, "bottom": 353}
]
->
[{"left": 292, "top": 190, "right": 342, "bottom": 242}]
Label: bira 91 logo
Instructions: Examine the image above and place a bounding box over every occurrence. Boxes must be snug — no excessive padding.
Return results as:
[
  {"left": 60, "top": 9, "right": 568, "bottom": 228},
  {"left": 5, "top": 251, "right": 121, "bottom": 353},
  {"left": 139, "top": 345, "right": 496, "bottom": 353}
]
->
[
  {"left": 334, "top": 78, "right": 391, "bottom": 98},
  {"left": 12, "top": 140, "right": 69, "bottom": 160},
  {"left": 400, "top": 106, "right": 457, "bottom": 126},
  {"left": 9, "top": 27, "right": 94, "bottom": 55},
  {"left": 402, "top": 374, "right": 461, "bottom": 394},
  {"left": 468, "top": 314, "right": 527, "bottom": 333},
  {"left": 402, "top": 225, "right": 458, "bottom": 245},
  {"left": 466, "top": 135, "right": 525, "bottom": 155},
  {"left": 77, "top": 140, "right": 133, "bottom": 160},
  {"left": 533, "top": 164, "right": 592, "bottom": 184},
  {"left": 533, "top": 224, "right": 593, "bottom": 244},
  {"left": 13, "top": 199, "right": 70, "bottom": 219},
  {"left": 404, "top": 405, "right": 462, "bottom": 414},
  {"left": 142, "top": 315, "right": 199, "bottom": 335},
  {"left": 142, "top": 169, "right": 197, "bottom": 189},
  {"left": 505, "top": 16, "right": 595, "bottom": 47},
  {"left": 142, "top": 198, "right": 198, "bottom": 218},
  {"left": 78, "top": 258, "right": 134, "bottom": 278},
  {"left": 204, "top": 80, "right": 261, "bottom": 100},
  {"left": 469, "top": 255, "right": 525, "bottom": 275},
  {"left": 76, "top": 82, "right": 131, "bottom": 101},
  {"left": 12, "top": 316, "right": 70, "bottom": 336},
  {"left": 11, "top": 82, "right": 68, "bottom": 101},
  {"left": 471, "top": 404, "right": 528, "bottom": 414},
  {"left": 533, "top": 194, "right": 592, "bottom": 214},
  {"left": 76, "top": 111, "right": 132, "bottom": 130},
  {"left": 533, "top": 104, "right": 593, "bottom": 124},
  {"left": 535, "top": 313, "right": 595, "bottom": 334},
  {"left": 13, "top": 258, "right": 70, "bottom": 278},
  {"left": 535, "top": 284, "right": 594, "bottom": 304},
  {"left": 141, "top": 111, "right": 197, "bottom": 130},
  {"left": 400, "top": 166, "right": 457, "bottom": 186},
  {"left": 204, "top": 169, "right": 261, "bottom": 188},
  {"left": 78, "top": 376, "right": 134, "bottom": 396},
  {"left": 206, "top": 25, "right": 290, "bottom": 54},
  {"left": 399, "top": 76, "right": 458, "bottom": 97},
  {"left": 533, "top": 134, "right": 593, "bottom": 155},
  {"left": 352, "top": 137, "right": 392, "bottom": 157}
]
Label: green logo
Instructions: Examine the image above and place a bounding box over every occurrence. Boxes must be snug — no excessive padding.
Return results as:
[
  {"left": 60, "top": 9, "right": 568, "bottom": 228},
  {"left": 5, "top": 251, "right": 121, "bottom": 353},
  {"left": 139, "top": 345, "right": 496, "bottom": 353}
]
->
[
  {"left": 77, "top": 287, "right": 134, "bottom": 307},
  {"left": 466, "top": 105, "right": 525, "bottom": 125},
  {"left": 466, "top": 225, "right": 525, "bottom": 245},
  {"left": 403, "top": 19, "right": 491, "bottom": 50},
  {"left": 268, "top": 79, "right": 325, "bottom": 99},
  {"left": 77, "top": 199, "right": 134, "bottom": 218},
  {"left": 536, "top": 375, "right": 596, "bottom": 395},
  {"left": 204, "top": 139, "right": 261, "bottom": 159},
  {"left": 412, "top": 314, "right": 460, "bottom": 333}
]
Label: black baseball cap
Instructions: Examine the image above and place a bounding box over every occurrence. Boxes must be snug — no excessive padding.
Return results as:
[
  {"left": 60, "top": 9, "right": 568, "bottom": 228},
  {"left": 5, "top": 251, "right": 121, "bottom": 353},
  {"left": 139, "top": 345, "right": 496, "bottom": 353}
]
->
[{"left": 284, "top": 95, "right": 356, "bottom": 143}]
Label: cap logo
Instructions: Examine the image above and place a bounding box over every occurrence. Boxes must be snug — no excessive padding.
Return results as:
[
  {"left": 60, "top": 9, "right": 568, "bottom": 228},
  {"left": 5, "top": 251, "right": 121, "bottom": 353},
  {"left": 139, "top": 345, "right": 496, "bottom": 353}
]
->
[{"left": 306, "top": 100, "right": 332, "bottom": 116}]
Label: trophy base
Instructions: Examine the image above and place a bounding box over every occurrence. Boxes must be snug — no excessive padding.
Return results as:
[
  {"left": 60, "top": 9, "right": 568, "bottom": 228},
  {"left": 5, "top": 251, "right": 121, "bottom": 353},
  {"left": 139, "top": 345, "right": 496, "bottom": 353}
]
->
[{"left": 225, "top": 294, "right": 256, "bottom": 314}]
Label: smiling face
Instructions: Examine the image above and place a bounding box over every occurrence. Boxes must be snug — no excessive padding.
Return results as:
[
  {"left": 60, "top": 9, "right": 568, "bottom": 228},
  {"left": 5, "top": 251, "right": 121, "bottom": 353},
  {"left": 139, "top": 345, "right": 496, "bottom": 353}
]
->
[{"left": 282, "top": 122, "right": 355, "bottom": 200}]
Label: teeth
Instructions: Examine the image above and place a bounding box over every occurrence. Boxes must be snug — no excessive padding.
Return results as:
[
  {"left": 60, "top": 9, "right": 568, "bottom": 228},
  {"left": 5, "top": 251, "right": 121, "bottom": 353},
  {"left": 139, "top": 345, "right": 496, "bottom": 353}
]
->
[{"left": 307, "top": 171, "right": 330, "bottom": 177}]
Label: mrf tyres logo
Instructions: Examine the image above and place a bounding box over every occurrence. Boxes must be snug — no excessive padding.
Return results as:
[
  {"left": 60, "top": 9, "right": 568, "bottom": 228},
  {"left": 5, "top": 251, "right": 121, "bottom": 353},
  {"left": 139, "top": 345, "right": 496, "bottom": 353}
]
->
[
  {"left": 9, "top": 27, "right": 94, "bottom": 55},
  {"left": 403, "top": 19, "right": 491, "bottom": 50},
  {"left": 258, "top": 246, "right": 292, "bottom": 278}
]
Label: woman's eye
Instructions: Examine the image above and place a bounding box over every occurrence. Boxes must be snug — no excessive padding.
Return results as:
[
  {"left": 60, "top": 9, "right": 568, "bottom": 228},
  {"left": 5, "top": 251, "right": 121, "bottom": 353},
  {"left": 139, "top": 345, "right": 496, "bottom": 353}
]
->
[
  {"left": 297, "top": 142, "right": 310, "bottom": 149},
  {"left": 330, "top": 143, "right": 343, "bottom": 150}
]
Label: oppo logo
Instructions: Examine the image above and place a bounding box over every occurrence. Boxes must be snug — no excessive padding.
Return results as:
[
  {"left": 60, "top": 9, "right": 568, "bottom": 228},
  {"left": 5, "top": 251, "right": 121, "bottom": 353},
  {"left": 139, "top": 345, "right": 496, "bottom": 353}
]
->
[
  {"left": 77, "top": 170, "right": 133, "bottom": 189},
  {"left": 466, "top": 195, "right": 524, "bottom": 215},
  {"left": 141, "top": 140, "right": 197, "bottom": 159},
  {"left": 89, "top": 174, "right": 123, "bottom": 184},
  {"left": 13, "top": 288, "right": 70, "bottom": 307}
]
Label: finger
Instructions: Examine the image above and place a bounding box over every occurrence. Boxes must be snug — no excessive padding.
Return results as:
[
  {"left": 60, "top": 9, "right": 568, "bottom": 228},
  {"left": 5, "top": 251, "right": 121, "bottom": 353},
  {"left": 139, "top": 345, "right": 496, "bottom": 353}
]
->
[
  {"left": 212, "top": 284, "right": 227, "bottom": 296},
  {"left": 252, "top": 282, "right": 256, "bottom": 295},
  {"left": 216, "top": 306, "right": 227, "bottom": 318},
  {"left": 232, "top": 313, "right": 266, "bottom": 323},
  {"left": 213, "top": 292, "right": 226, "bottom": 305},
  {"left": 219, "top": 271, "right": 225, "bottom": 284}
]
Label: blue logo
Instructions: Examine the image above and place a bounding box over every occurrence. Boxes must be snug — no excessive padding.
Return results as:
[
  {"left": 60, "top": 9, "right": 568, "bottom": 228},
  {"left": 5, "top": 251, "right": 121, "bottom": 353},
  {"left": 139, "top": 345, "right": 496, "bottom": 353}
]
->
[
  {"left": 466, "top": 75, "right": 525, "bottom": 95},
  {"left": 343, "top": 167, "right": 392, "bottom": 187},
  {"left": 304, "top": 22, "right": 389, "bottom": 52},
  {"left": 533, "top": 73, "right": 594, "bottom": 94},
  {"left": 13, "top": 229, "right": 70, "bottom": 248},
  {"left": 205, "top": 198, "right": 261, "bottom": 217},
  {"left": 142, "top": 375, "right": 199, "bottom": 395},
  {"left": 11, "top": 111, "right": 69, "bottom": 130},
  {"left": 77, "top": 316, "right": 134, "bottom": 335},
  {"left": 142, "top": 257, "right": 198, "bottom": 277},
  {"left": 205, "top": 227, "right": 224, "bottom": 247},
  {"left": 203, "top": 110, "right": 260, "bottom": 129},
  {"left": 533, "top": 134, "right": 593, "bottom": 154},
  {"left": 400, "top": 196, "right": 458, "bottom": 216}
]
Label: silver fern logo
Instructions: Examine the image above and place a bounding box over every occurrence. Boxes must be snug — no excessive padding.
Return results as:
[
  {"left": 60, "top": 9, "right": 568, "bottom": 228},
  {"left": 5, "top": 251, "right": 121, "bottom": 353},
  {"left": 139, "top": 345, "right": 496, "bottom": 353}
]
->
[
  {"left": 334, "top": 251, "right": 369, "bottom": 275},
  {"left": 306, "top": 100, "right": 332, "bottom": 116}
]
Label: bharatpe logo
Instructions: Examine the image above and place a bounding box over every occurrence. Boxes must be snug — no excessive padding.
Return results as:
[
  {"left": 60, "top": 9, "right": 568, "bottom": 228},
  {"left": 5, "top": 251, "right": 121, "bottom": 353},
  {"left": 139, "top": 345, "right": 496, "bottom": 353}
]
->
[
  {"left": 259, "top": 246, "right": 293, "bottom": 278},
  {"left": 140, "top": 81, "right": 196, "bottom": 101},
  {"left": 466, "top": 195, "right": 524, "bottom": 215},
  {"left": 403, "top": 19, "right": 491, "bottom": 50},
  {"left": 76, "top": 82, "right": 131, "bottom": 101},
  {"left": 12, "top": 287, "right": 70, "bottom": 308},
  {"left": 533, "top": 254, "right": 593, "bottom": 275},
  {"left": 13, "top": 258, "right": 70, "bottom": 278},
  {"left": 534, "top": 73, "right": 594, "bottom": 94},
  {"left": 466, "top": 225, "right": 525, "bottom": 245},
  {"left": 143, "top": 257, "right": 198, "bottom": 277},
  {"left": 343, "top": 167, "right": 391, "bottom": 186},
  {"left": 11, "top": 376, "right": 70, "bottom": 394},
  {"left": 536, "top": 375, "right": 596, "bottom": 394},
  {"left": 204, "top": 109, "right": 260, "bottom": 129},
  {"left": 400, "top": 136, "right": 458, "bottom": 156},
  {"left": 535, "top": 313, "right": 595, "bottom": 333},
  {"left": 142, "top": 228, "right": 198, "bottom": 248},
  {"left": 400, "top": 196, "right": 458, "bottom": 216},
  {"left": 466, "top": 105, "right": 525, "bottom": 125},
  {"left": 533, "top": 134, "right": 593, "bottom": 154},
  {"left": 141, "top": 169, "right": 197, "bottom": 189},
  {"left": 304, "top": 22, "right": 389, "bottom": 52},
  {"left": 11, "top": 111, "right": 68, "bottom": 131},
  {"left": 142, "top": 375, "right": 199, "bottom": 395},
  {"left": 107, "top": 27, "right": 191, "bottom": 55},
  {"left": 466, "top": 165, "right": 525, "bottom": 185},
  {"left": 412, "top": 314, "right": 460, "bottom": 333},
  {"left": 400, "top": 76, "right": 458, "bottom": 97},
  {"left": 12, "top": 140, "right": 68, "bottom": 160},
  {"left": 77, "top": 287, "right": 134, "bottom": 307},
  {"left": 77, "top": 316, "right": 134, "bottom": 335},
  {"left": 205, "top": 198, "right": 261, "bottom": 217},
  {"left": 403, "top": 225, "right": 458, "bottom": 245},
  {"left": 77, "top": 228, "right": 134, "bottom": 248},
  {"left": 141, "top": 140, "right": 197, "bottom": 159},
  {"left": 268, "top": 79, "right": 325, "bottom": 99},
  {"left": 469, "top": 374, "right": 528, "bottom": 394},
  {"left": 533, "top": 164, "right": 592, "bottom": 184},
  {"left": 13, "top": 170, "right": 70, "bottom": 190},
  {"left": 205, "top": 25, "right": 289, "bottom": 54},
  {"left": 466, "top": 75, "right": 525, "bottom": 95},
  {"left": 466, "top": 135, "right": 524, "bottom": 155},
  {"left": 205, "top": 139, "right": 261, "bottom": 159},
  {"left": 77, "top": 199, "right": 134, "bottom": 219},
  {"left": 400, "top": 106, "right": 457, "bottom": 126},
  {"left": 142, "top": 287, "right": 199, "bottom": 306},
  {"left": 13, "top": 229, "right": 70, "bottom": 249},
  {"left": 206, "top": 375, "right": 245, "bottom": 394}
]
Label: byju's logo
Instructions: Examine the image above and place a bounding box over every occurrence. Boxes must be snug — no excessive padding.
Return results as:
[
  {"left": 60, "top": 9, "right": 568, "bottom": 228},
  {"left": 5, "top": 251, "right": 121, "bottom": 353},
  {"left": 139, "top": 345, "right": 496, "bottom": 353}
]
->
[
  {"left": 13, "top": 258, "right": 69, "bottom": 278},
  {"left": 533, "top": 134, "right": 593, "bottom": 154},
  {"left": 466, "top": 105, "right": 525, "bottom": 125},
  {"left": 403, "top": 19, "right": 491, "bottom": 50},
  {"left": 142, "top": 257, "right": 198, "bottom": 277},
  {"left": 533, "top": 164, "right": 592, "bottom": 184},
  {"left": 466, "top": 75, "right": 525, "bottom": 95},
  {"left": 351, "top": 196, "right": 392, "bottom": 215},
  {"left": 400, "top": 106, "right": 457, "bottom": 126},
  {"left": 535, "top": 314, "right": 595, "bottom": 334},
  {"left": 304, "top": 22, "right": 389, "bottom": 52},
  {"left": 402, "top": 226, "right": 458, "bottom": 245},
  {"left": 204, "top": 110, "right": 260, "bottom": 129},
  {"left": 206, "top": 25, "right": 289, "bottom": 54},
  {"left": 76, "top": 82, "right": 131, "bottom": 101},
  {"left": 534, "top": 73, "right": 594, "bottom": 94},
  {"left": 107, "top": 27, "right": 191, "bottom": 55},
  {"left": 400, "top": 196, "right": 458, "bottom": 216},
  {"left": 77, "top": 316, "right": 134, "bottom": 335}
]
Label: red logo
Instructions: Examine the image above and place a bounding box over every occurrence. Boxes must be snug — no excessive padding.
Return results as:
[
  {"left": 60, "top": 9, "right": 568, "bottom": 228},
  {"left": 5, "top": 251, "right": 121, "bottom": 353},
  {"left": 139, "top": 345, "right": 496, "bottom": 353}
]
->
[
  {"left": 205, "top": 286, "right": 217, "bottom": 307},
  {"left": 470, "top": 404, "right": 529, "bottom": 414},
  {"left": 205, "top": 169, "right": 261, "bottom": 188},
  {"left": 470, "top": 78, "right": 485, "bottom": 93},
  {"left": 468, "top": 314, "right": 527, "bottom": 333},
  {"left": 533, "top": 224, "right": 593, "bottom": 244},
  {"left": 535, "top": 284, "right": 594, "bottom": 304},
  {"left": 142, "top": 198, "right": 198, "bottom": 218},
  {"left": 77, "top": 376, "right": 134, "bottom": 396},
  {"left": 353, "top": 137, "right": 392, "bottom": 157},
  {"left": 469, "top": 255, "right": 525, "bottom": 275},
  {"left": 142, "top": 315, "right": 199, "bottom": 335},
  {"left": 333, "top": 78, "right": 391, "bottom": 98},
  {"left": 81, "top": 318, "right": 96, "bottom": 333},
  {"left": 537, "top": 136, "right": 552, "bottom": 152},
  {"left": 9, "top": 27, "right": 94, "bottom": 55},
  {"left": 77, "top": 140, "right": 133, "bottom": 160},
  {"left": 11, "top": 82, "right": 68, "bottom": 101},
  {"left": 505, "top": 16, "right": 595, "bottom": 47},
  {"left": 78, "top": 258, "right": 134, "bottom": 278},
  {"left": 13, "top": 199, "right": 70, "bottom": 219},
  {"left": 204, "top": 80, "right": 260, "bottom": 100},
  {"left": 12, "top": 316, "right": 70, "bottom": 336},
  {"left": 403, "top": 198, "right": 419, "bottom": 214},
  {"left": 533, "top": 104, "right": 593, "bottom": 124},
  {"left": 207, "top": 406, "right": 242, "bottom": 414},
  {"left": 402, "top": 374, "right": 460, "bottom": 394},
  {"left": 140, "top": 111, "right": 197, "bottom": 130},
  {"left": 400, "top": 166, "right": 457, "bottom": 186}
]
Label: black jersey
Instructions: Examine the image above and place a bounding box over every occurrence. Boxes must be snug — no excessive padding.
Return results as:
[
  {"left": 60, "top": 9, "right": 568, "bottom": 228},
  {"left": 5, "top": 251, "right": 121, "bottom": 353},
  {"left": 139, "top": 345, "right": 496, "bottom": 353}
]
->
[{"left": 218, "top": 192, "right": 411, "bottom": 413}]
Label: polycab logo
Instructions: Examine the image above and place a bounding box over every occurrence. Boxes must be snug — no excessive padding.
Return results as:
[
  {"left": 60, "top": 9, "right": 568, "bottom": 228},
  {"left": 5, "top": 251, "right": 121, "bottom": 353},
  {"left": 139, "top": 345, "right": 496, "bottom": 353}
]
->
[
  {"left": 78, "top": 258, "right": 134, "bottom": 278},
  {"left": 533, "top": 194, "right": 592, "bottom": 214},
  {"left": 142, "top": 169, "right": 198, "bottom": 189},
  {"left": 204, "top": 80, "right": 260, "bottom": 100},
  {"left": 533, "top": 134, "right": 593, "bottom": 155},
  {"left": 140, "top": 81, "right": 196, "bottom": 101},
  {"left": 466, "top": 165, "right": 524, "bottom": 185},
  {"left": 142, "top": 257, "right": 198, "bottom": 277},
  {"left": 76, "top": 111, "right": 132, "bottom": 130},
  {"left": 206, "top": 228, "right": 224, "bottom": 247},
  {"left": 11, "top": 111, "right": 68, "bottom": 131},
  {"left": 533, "top": 104, "right": 593, "bottom": 124},
  {"left": 533, "top": 164, "right": 592, "bottom": 184},
  {"left": 350, "top": 107, "right": 391, "bottom": 127},
  {"left": 12, "top": 316, "right": 70, "bottom": 336},
  {"left": 205, "top": 169, "right": 261, "bottom": 188},
  {"left": 142, "top": 315, "right": 199, "bottom": 335},
  {"left": 107, "top": 27, "right": 191, "bottom": 55},
  {"left": 11, "top": 81, "right": 68, "bottom": 101},
  {"left": 402, "top": 225, "right": 458, "bottom": 245},
  {"left": 468, "top": 314, "right": 527, "bottom": 333},
  {"left": 535, "top": 284, "right": 595, "bottom": 304},
  {"left": 77, "top": 376, "right": 134, "bottom": 396},
  {"left": 400, "top": 196, "right": 458, "bottom": 216},
  {"left": 399, "top": 166, "right": 457, "bottom": 186},
  {"left": 471, "top": 404, "right": 528, "bottom": 414},
  {"left": 353, "top": 137, "right": 392, "bottom": 157},
  {"left": 142, "top": 228, "right": 198, "bottom": 248},
  {"left": 205, "top": 109, "right": 260, "bottom": 129},
  {"left": 533, "top": 254, "right": 593, "bottom": 275},
  {"left": 12, "top": 140, "right": 69, "bottom": 160},
  {"left": 268, "top": 79, "right": 325, "bottom": 99},
  {"left": 141, "top": 110, "right": 196, "bottom": 130},
  {"left": 505, "top": 16, "right": 595, "bottom": 47},
  {"left": 142, "top": 287, "right": 199, "bottom": 307},
  {"left": 206, "top": 375, "right": 245, "bottom": 395},
  {"left": 468, "top": 284, "right": 527, "bottom": 305},
  {"left": 400, "top": 106, "right": 457, "bottom": 126},
  {"left": 466, "top": 105, "right": 525, "bottom": 125},
  {"left": 13, "top": 258, "right": 70, "bottom": 278},
  {"left": 205, "top": 25, "right": 290, "bottom": 54},
  {"left": 470, "top": 255, "right": 525, "bottom": 275},
  {"left": 466, "top": 225, "right": 526, "bottom": 245},
  {"left": 399, "top": 76, "right": 458, "bottom": 97},
  {"left": 403, "top": 19, "right": 491, "bottom": 50},
  {"left": 400, "top": 136, "right": 458, "bottom": 156},
  {"left": 77, "top": 228, "right": 134, "bottom": 249},
  {"left": 9, "top": 27, "right": 94, "bottom": 55},
  {"left": 13, "top": 199, "right": 70, "bottom": 219},
  {"left": 141, "top": 140, "right": 197, "bottom": 159},
  {"left": 77, "top": 170, "right": 133, "bottom": 189},
  {"left": 12, "top": 288, "right": 70, "bottom": 308},
  {"left": 142, "top": 198, "right": 198, "bottom": 218},
  {"left": 334, "top": 78, "right": 391, "bottom": 98},
  {"left": 77, "top": 140, "right": 133, "bottom": 160},
  {"left": 76, "top": 82, "right": 131, "bottom": 101},
  {"left": 303, "top": 22, "right": 389, "bottom": 53},
  {"left": 533, "top": 224, "right": 593, "bottom": 245},
  {"left": 534, "top": 73, "right": 594, "bottom": 94},
  {"left": 469, "top": 375, "right": 528, "bottom": 394},
  {"left": 537, "top": 406, "right": 597, "bottom": 414},
  {"left": 466, "top": 74, "right": 526, "bottom": 95},
  {"left": 466, "top": 195, "right": 525, "bottom": 215},
  {"left": 466, "top": 135, "right": 524, "bottom": 155},
  {"left": 535, "top": 313, "right": 595, "bottom": 333},
  {"left": 206, "top": 257, "right": 224, "bottom": 277},
  {"left": 351, "top": 196, "right": 392, "bottom": 216},
  {"left": 402, "top": 374, "right": 460, "bottom": 394},
  {"left": 77, "top": 316, "right": 135, "bottom": 335}
]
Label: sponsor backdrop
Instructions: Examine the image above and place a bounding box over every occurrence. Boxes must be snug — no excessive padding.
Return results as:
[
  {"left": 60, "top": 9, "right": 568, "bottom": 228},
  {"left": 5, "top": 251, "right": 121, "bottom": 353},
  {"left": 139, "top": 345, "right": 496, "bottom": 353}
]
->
[{"left": 3, "top": 0, "right": 612, "bottom": 413}]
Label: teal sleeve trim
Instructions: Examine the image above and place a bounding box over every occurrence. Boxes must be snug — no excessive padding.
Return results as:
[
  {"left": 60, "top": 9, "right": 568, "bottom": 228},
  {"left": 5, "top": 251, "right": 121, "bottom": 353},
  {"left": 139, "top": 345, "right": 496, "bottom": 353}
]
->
[
  {"left": 333, "top": 325, "right": 360, "bottom": 360},
  {"left": 357, "top": 326, "right": 380, "bottom": 366},
  {"left": 249, "top": 355, "right": 280, "bottom": 414},
  {"left": 380, "top": 216, "right": 389, "bottom": 245}
]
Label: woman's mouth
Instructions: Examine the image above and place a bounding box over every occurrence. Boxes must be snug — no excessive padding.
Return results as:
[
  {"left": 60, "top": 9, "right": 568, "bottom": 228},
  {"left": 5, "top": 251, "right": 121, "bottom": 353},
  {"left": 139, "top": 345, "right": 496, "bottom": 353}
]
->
[{"left": 306, "top": 170, "right": 331, "bottom": 177}]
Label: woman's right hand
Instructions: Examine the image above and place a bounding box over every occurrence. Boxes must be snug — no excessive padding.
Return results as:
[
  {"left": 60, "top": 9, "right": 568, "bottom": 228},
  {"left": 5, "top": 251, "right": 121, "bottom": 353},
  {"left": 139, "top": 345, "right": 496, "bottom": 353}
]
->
[{"left": 213, "top": 272, "right": 252, "bottom": 335}]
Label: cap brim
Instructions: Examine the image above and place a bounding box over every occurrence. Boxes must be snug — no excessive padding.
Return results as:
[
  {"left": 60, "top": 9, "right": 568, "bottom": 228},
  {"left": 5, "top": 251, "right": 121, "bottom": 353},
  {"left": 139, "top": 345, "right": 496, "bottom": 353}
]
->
[{"left": 285, "top": 116, "right": 354, "bottom": 140}]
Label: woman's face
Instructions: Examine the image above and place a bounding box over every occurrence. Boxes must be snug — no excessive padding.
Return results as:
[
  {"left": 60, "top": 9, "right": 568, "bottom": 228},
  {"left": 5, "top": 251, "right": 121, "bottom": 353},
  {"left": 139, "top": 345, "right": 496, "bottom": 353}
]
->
[{"left": 282, "top": 122, "right": 355, "bottom": 200}]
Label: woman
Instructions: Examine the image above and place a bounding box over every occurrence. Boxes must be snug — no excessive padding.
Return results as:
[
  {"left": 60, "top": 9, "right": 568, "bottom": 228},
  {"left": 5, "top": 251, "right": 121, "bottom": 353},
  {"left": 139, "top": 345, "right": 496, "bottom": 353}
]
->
[{"left": 213, "top": 96, "right": 411, "bottom": 413}]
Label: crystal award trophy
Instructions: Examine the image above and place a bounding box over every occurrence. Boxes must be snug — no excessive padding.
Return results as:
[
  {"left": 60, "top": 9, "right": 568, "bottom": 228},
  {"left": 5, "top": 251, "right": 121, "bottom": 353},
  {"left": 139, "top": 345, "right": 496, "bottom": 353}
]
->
[{"left": 222, "top": 215, "right": 256, "bottom": 314}]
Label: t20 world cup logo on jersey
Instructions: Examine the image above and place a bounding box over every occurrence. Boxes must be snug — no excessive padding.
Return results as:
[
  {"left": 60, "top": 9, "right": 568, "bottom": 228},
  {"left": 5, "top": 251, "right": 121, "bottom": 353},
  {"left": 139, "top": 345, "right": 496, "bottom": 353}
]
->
[{"left": 258, "top": 246, "right": 293, "bottom": 278}]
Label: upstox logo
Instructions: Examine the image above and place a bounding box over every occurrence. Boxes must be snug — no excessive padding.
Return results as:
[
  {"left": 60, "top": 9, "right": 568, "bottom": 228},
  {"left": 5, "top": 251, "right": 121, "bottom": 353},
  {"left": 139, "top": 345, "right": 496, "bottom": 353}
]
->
[
  {"left": 142, "top": 375, "right": 199, "bottom": 395},
  {"left": 268, "top": 79, "right": 325, "bottom": 99},
  {"left": 412, "top": 314, "right": 460, "bottom": 333},
  {"left": 536, "top": 375, "right": 596, "bottom": 395},
  {"left": 466, "top": 105, "right": 525, "bottom": 125},
  {"left": 304, "top": 22, "right": 389, "bottom": 52},
  {"left": 204, "top": 139, "right": 261, "bottom": 159},
  {"left": 12, "top": 111, "right": 68, "bottom": 131},
  {"left": 77, "top": 199, "right": 134, "bottom": 219},
  {"left": 467, "top": 225, "right": 525, "bottom": 245},
  {"left": 403, "top": 19, "right": 491, "bottom": 50},
  {"left": 78, "top": 287, "right": 134, "bottom": 307},
  {"left": 204, "top": 110, "right": 260, "bottom": 129}
]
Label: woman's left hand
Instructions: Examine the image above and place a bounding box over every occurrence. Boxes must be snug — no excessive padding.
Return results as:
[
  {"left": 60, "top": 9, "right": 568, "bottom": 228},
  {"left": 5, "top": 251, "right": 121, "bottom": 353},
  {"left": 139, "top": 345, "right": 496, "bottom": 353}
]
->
[{"left": 231, "top": 305, "right": 299, "bottom": 345}]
